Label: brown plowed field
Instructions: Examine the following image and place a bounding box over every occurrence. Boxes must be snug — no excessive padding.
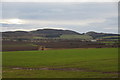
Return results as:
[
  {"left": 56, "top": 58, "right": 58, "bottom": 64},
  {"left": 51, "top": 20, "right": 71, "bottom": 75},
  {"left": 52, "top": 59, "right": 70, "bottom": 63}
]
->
[
  {"left": 2, "top": 40, "right": 117, "bottom": 51},
  {"left": 2, "top": 41, "right": 38, "bottom": 51}
]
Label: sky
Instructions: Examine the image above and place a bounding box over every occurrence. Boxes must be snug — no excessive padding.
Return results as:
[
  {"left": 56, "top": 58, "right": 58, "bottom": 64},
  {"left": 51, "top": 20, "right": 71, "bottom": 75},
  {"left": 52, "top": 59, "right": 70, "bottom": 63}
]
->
[{"left": 0, "top": 2, "right": 118, "bottom": 33}]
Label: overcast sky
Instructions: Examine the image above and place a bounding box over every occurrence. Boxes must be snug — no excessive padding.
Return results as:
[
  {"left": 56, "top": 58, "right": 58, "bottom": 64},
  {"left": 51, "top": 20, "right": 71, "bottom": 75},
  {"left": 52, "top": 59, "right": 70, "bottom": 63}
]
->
[{"left": 1, "top": 2, "right": 118, "bottom": 33}]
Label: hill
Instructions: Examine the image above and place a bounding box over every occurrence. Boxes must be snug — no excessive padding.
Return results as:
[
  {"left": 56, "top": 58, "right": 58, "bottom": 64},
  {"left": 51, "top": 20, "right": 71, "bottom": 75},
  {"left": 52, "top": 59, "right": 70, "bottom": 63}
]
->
[
  {"left": 31, "top": 29, "right": 80, "bottom": 35},
  {"left": 86, "top": 31, "right": 120, "bottom": 40},
  {"left": 2, "top": 29, "right": 120, "bottom": 41},
  {"left": 2, "top": 29, "right": 92, "bottom": 40}
]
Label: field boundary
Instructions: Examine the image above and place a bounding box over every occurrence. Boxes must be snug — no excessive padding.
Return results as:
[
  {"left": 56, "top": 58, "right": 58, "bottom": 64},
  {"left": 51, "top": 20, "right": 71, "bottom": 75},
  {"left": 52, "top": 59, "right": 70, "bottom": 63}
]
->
[{"left": 3, "top": 66, "right": 119, "bottom": 75}]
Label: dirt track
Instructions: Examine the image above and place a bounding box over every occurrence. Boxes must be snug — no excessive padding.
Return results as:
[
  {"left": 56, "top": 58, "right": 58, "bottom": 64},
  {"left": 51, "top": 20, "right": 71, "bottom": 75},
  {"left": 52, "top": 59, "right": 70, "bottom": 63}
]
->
[{"left": 3, "top": 66, "right": 119, "bottom": 75}]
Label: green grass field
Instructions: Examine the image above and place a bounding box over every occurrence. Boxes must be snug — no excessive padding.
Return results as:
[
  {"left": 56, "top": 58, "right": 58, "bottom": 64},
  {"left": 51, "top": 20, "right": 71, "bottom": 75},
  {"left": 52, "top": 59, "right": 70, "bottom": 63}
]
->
[{"left": 2, "top": 48, "right": 118, "bottom": 78}]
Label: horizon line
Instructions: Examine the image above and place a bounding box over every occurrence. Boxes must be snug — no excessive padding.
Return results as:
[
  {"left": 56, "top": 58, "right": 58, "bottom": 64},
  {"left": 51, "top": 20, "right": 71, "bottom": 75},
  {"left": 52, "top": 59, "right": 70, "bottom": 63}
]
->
[{"left": 1, "top": 28, "right": 119, "bottom": 34}]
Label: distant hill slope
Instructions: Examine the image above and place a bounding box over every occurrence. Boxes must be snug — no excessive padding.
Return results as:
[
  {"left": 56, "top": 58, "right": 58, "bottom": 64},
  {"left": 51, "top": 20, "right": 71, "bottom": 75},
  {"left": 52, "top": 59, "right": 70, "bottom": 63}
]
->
[
  {"left": 60, "top": 34, "right": 93, "bottom": 40},
  {"left": 2, "top": 29, "right": 119, "bottom": 40},
  {"left": 86, "top": 31, "right": 120, "bottom": 40},
  {"left": 30, "top": 29, "right": 82, "bottom": 38},
  {"left": 2, "top": 29, "right": 80, "bottom": 37},
  {"left": 3, "top": 29, "right": 91, "bottom": 40},
  {"left": 31, "top": 29, "right": 80, "bottom": 35}
]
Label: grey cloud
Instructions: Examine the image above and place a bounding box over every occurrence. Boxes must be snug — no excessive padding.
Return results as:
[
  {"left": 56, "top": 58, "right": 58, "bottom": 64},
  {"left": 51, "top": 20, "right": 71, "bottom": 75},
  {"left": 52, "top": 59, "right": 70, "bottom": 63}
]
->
[
  {"left": 1, "top": 2, "right": 118, "bottom": 33},
  {"left": 2, "top": 2, "right": 117, "bottom": 20}
]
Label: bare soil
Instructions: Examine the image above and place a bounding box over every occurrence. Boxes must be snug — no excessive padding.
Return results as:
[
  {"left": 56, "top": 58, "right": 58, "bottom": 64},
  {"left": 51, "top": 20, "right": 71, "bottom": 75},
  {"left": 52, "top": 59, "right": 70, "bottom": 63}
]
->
[{"left": 4, "top": 66, "right": 119, "bottom": 75}]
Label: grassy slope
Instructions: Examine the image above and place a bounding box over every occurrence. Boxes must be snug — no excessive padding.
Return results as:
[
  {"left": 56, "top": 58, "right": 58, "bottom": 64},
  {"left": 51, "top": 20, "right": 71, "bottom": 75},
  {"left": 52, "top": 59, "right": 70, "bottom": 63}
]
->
[
  {"left": 3, "top": 48, "right": 118, "bottom": 78},
  {"left": 33, "top": 34, "right": 93, "bottom": 40},
  {"left": 60, "top": 34, "right": 93, "bottom": 40},
  {"left": 97, "top": 36, "right": 119, "bottom": 40}
]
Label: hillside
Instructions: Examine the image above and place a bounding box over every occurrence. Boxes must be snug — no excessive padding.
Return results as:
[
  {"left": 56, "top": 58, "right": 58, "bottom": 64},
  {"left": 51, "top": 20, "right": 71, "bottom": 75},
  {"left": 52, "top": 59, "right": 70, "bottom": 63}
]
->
[
  {"left": 86, "top": 31, "right": 120, "bottom": 40},
  {"left": 2, "top": 29, "right": 92, "bottom": 40},
  {"left": 31, "top": 29, "right": 80, "bottom": 35},
  {"left": 2, "top": 29, "right": 80, "bottom": 37},
  {"left": 2, "top": 29, "right": 120, "bottom": 41}
]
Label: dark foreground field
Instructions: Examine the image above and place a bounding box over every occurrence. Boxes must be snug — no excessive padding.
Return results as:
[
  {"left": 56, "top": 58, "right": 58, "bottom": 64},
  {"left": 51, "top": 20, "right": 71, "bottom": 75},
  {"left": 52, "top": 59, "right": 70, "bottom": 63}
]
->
[{"left": 3, "top": 48, "right": 118, "bottom": 78}]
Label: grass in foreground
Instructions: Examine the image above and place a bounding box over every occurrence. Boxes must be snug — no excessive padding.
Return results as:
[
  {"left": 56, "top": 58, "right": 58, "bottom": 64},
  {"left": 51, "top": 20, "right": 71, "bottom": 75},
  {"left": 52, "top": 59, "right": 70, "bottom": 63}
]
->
[{"left": 2, "top": 48, "right": 118, "bottom": 78}]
